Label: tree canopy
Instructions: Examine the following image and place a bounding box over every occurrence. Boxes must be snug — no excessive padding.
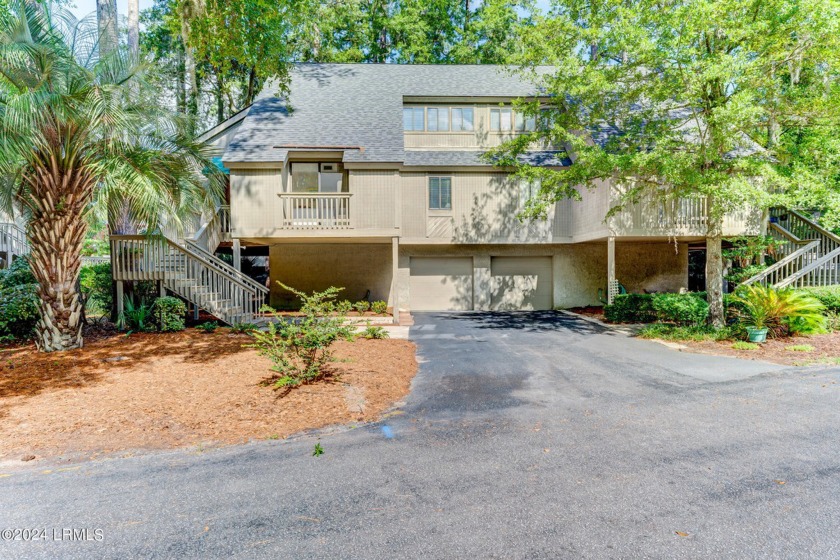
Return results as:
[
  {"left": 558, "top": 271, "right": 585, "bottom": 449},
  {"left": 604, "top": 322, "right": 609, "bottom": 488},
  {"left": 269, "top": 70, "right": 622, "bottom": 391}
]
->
[{"left": 488, "top": 0, "right": 840, "bottom": 324}]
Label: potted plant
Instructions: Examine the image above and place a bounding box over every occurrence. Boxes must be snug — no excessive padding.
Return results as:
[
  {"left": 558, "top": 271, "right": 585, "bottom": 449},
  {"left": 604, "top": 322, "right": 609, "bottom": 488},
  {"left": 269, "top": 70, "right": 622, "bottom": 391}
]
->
[
  {"left": 730, "top": 285, "right": 774, "bottom": 343},
  {"left": 729, "top": 284, "right": 826, "bottom": 343}
]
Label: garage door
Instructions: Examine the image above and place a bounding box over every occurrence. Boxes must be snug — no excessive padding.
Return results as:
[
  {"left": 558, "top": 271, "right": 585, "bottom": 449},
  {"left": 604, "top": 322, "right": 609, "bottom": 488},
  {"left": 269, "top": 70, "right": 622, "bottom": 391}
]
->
[
  {"left": 490, "top": 257, "right": 553, "bottom": 310},
  {"left": 409, "top": 257, "right": 474, "bottom": 311}
]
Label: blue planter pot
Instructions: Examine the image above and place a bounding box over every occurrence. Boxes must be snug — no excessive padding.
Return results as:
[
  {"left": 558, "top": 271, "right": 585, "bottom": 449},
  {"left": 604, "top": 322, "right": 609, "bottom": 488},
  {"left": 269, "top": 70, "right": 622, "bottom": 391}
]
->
[{"left": 746, "top": 327, "right": 768, "bottom": 343}]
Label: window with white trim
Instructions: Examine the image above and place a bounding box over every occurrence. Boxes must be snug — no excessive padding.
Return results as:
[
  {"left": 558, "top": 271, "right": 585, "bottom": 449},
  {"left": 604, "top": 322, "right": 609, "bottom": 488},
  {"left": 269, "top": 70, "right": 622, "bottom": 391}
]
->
[
  {"left": 515, "top": 112, "right": 537, "bottom": 132},
  {"left": 429, "top": 177, "right": 452, "bottom": 210}
]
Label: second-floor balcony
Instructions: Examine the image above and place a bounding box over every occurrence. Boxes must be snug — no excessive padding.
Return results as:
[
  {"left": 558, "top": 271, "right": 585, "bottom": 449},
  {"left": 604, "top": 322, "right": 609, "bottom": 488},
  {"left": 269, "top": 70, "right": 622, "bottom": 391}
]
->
[{"left": 278, "top": 193, "right": 352, "bottom": 229}]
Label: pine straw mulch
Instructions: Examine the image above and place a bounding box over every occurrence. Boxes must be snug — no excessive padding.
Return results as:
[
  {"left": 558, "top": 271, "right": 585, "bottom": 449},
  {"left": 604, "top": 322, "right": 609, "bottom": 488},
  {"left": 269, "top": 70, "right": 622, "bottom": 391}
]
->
[
  {"left": 0, "top": 328, "right": 416, "bottom": 464},
  {"left": 678, "top": 331, "right": 840, "bottom": 367}
]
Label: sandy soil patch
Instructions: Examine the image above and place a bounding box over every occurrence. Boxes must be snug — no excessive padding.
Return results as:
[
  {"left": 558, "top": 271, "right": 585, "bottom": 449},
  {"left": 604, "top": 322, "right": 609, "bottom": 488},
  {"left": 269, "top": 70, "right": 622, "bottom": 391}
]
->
[
  {"left": 680, "top": 332, "right": 840, "bottom": 366},
  {"left": 0, "top": 329, "right": 416, "bottom": 462}
]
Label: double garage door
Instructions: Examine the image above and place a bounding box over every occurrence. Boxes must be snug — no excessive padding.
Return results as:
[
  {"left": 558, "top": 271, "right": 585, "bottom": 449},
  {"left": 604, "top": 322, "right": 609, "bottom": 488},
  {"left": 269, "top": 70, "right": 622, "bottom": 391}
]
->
[{"left": 409, "top": 256, "right": 552, "bottom": 311}]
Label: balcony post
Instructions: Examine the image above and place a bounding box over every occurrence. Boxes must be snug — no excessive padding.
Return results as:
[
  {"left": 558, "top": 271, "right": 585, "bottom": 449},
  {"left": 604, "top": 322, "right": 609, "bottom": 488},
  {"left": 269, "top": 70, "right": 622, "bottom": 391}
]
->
[
  {"left": 232, "top": 239, "right": 241, "bottom": 272},
  {"left": 607, "top": 236, "right": 618, "bottom": 304},
  {"left": 391, "top": 236, "right": 399, "bottom": 324}
]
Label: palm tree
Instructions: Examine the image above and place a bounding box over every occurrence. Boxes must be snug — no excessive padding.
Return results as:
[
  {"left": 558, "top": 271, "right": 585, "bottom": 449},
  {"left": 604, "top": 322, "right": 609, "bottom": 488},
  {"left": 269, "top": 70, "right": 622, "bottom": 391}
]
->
[{"left": 0, "top": 2, "right": 222, "bottom": 352}]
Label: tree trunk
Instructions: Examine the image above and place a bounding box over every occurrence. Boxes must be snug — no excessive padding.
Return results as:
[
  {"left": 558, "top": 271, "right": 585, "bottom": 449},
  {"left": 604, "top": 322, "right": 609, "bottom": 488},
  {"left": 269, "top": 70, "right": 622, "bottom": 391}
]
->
[
  {"left": 706, "top": 205, "right": 725, "bottom": 328},
  {"left": 215, "top": 69, "right": 225, "bottom": 124},
  {"left": 96, "top": 0, "right": 118, "bottom": 56},
  {"left": 246, "top": 67, "right": 257, "bottom": 106},
  {"left": 127, "top": 0, "right": 139, "bottom": 56},
  {"left": 185, "top": 46, "right": 199, "bottom": 121},
  {"left": 23, "top": 164, "right": 94, "bottom": 352},
  {"left": 176, "top": 46, "right": 187, "bottom": 113}
]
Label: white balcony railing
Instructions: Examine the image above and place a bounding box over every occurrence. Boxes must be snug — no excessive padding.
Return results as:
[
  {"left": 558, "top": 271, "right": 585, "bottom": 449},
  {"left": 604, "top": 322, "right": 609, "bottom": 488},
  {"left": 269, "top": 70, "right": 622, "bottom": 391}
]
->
[{"left": 278, "top": 193, "right": 352, "bottom": 229}]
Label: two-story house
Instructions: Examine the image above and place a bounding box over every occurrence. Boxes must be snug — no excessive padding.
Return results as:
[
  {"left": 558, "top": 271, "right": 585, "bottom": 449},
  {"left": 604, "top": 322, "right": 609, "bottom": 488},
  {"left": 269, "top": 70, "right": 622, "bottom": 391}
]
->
[
  {"left": 198, "top": 63, "right": 759, "bottom": 314},
  {"left": 107, "top": 63, "right": 766, "bottom": 324}
]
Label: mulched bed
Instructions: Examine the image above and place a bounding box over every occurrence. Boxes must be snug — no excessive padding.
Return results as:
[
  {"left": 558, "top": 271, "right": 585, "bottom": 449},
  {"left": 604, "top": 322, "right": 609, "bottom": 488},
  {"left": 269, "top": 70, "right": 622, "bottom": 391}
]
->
[
  {"left": 567, "top": 306, "right": 606, "bottom": 320},
  {"left": 0, "top": 329, "right": 417, "bottom": 464},
  {"left": 678, "top": 332, "right": 840, "bottom": 366}
]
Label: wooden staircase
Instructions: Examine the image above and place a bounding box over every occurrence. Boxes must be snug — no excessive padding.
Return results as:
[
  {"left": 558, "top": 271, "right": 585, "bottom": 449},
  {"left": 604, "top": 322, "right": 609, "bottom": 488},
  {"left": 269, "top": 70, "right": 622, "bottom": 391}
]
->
[
  {"left": 742, "top": 209, "right": 840, "bottom": 289},
  {"left": 111, "top": 206, "right": 269, "bottom": 326}
]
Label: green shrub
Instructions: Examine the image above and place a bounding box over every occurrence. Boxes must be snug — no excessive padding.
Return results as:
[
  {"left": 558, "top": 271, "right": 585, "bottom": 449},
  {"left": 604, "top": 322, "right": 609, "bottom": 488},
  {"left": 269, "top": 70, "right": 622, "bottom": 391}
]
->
[
  {"left": 0, "top": 283, "right": 39, "bottom": 340},
  {"left": 371, "top": 300, "right": 388, "bottom": 315},
  {"left": 732, "top": 341, "right": 759, "bottom": 350},
  {"left": 361, "top": 325, "right": 389, "bottom": 339},
  {"left": 249, "top": 284, "right": 355, "bottom": 395},
  {"left": 230, "top": 322, "right": 259, "bottom": 334},
  {"left": 152, "top": 296, "right": 186, "bottom": 332},
  {"left": 0, "top": 256, "right": 35, "bottom": 288},
  {"left": 121, "top": 299, "right": 155, "bottom": 332},
  {"left": 335, "top": 300, "right": 353, "bottom": 314},
  {"left": 725, "top": 264, "right": 767, "bottom": 285},
  {"left": 730, "top": 284, "right": 826, "bottom": 337},
  {"left": 354, "top": 300, "right": 370, "bottom": 314},
  {"left": 604, "top": 294, "right": 655, "bottom": 323},
  {"left": 651, "top": 293, "right": 709, "bottom": 325},
  {"left": 799, "top": 287, "right": 840, "bottom": 313},
  {"left": 824, "top": 311, "right": 840, "bottom": 332},
  {"left": 79, "top": 262, "right": 113, "bottom": 315},
  {"left": 637, "top": 324, "right": 735, "bottom": 342},
  {"left": 259, "top": 303, "right": 276, "bottom": 314},
  {"left": 195, "top": 321, "right": 219, "bottom": 333}
]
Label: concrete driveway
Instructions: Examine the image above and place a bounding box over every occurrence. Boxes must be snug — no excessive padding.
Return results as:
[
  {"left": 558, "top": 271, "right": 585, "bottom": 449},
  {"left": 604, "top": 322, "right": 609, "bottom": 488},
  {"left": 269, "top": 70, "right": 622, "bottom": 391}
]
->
[{"left": 2, "top": 311, "right": 839, "bottom": 559}]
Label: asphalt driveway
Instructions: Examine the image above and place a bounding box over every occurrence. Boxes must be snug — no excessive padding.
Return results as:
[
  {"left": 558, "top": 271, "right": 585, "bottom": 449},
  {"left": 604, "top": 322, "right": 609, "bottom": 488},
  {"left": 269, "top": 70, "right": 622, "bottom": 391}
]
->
[{"left": 1, "top": 311, "right": 839, "bottom": 559}]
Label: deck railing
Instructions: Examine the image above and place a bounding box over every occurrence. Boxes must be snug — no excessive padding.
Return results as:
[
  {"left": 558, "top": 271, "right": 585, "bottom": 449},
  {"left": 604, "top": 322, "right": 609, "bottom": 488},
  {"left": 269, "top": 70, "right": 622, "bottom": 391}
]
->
[
  {"left": 777, "top": 246, "right": 840, "bottom": 289},
  {"left": 0, "top": 222, "right": 29, "bottom": 262},
  {"left": 741, "top": 239, "right": 821, "bottom": 287},
  {"left": 111, "top": 235, "right": 264, "bottom": 324},
  {"left": 278, "top": 193, "right": 352, "bottom": 229},
  {"left": 609, "top": 193, "right": 756, "bottom": 235}
]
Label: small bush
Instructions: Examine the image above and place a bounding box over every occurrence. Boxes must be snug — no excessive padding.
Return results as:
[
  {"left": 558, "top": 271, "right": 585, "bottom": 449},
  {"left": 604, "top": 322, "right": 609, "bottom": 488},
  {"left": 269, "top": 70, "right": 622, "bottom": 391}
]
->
[
  {"left": 730, "top": 285, "right": 826, "bottom": 337},
  {"left": 230, "top": 322, "right": 259, "bottom": 334},
  {"left": 824, "top": 311, "right": 840, "bottom": 332},
  {"left": 354, "top": 300, "right": 370, "bottom": 314},
  {"left": 195, "top": 321, "right": 219, "bottom": 333},
  {"left": 732, "top": 341, "right": 759, "bottom": 350},
  {"left": 371, "top": 300, "right": 388, "bottom": 315},
  {"left": 121, "top": 299, "right": 155, "bottom": 332},
  {"left": 79, "top": 262, "right": 113, "bottom": 315},
  {"left": 651, "top": 293, "right": 709, "bottom": 325},
  {"left": 604, "top": 294, "right": 655, "bottom": 323},
  {"left": 361, "top": 325, "right": 389, "bottom": 339},
  {"left": 0, "top": 256, "right": 35, "bottom": 288},
  {"left": 637, "top": 324, "right": 735, "bottom": 342},
  {"left": 335, "top": 300, "right": 353, "bottom": 314},
  {"left": 786, "top": 344, "right": 814, "bottom": 352},
  {"left": 152, "top": 296, "right": 186, "bottom": 332},
  {"left": 0, "top": 283, "right": 39, "bottom": 340},
  {"left": 249, "top": 283, "right": 355, "bottom": 395},
  {"left": 799, "top": 287, "right": 840, "bottom": 313}
]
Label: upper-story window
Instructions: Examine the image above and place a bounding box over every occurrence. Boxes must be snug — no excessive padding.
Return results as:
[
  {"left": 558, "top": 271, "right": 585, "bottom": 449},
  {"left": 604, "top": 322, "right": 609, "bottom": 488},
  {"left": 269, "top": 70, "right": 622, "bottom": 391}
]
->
[
  {"left": 451, "top": 108, "right": 474, "bottom": 131},
  {"left": 403, "top": 107, "right": 425, "bottom": 131},
  {"left": 490, "top": 108, "right": 512, "bottom": 131},
  {"left": 404, "top": 106, "right": 474, "bottom": 132},
  {"left": 426, "top": 107, "right": 450, "bottom": 131},
  {"left": 428, "top": 177, "right": 452, "bottom": 210},
  {"left": 491, "top": 107, "right": 536, "bottom": 132}
]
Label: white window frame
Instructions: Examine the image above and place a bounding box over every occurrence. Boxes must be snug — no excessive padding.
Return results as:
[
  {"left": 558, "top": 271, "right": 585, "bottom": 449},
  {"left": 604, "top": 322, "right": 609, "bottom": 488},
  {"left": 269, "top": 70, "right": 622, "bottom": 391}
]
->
[
  {"left": 451, "top": 107, "right": 475, "bottom": 132},
  {"left": 490, "top": 107, "right": 513, "bottom": 131},
  {"left": 403, "top": 107, "right": 425, "bottom": 131}
]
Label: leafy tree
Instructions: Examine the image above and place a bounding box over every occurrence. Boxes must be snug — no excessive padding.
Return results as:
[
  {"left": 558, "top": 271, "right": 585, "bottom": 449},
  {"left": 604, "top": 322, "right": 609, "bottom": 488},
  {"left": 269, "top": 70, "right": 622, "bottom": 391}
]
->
[
  {"left": 490, "top": 0, "right": 840, "bottom": 326},
  {"left": 0, "top": 3, "right": 222, "bottom": 351}
]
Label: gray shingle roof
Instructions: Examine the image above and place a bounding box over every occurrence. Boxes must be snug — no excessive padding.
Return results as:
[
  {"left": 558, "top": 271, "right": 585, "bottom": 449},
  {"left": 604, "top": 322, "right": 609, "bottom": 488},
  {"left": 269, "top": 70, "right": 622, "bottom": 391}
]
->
[
  {"left": 222, "top": 64, "right": 554, "bottom": 166},
  {"left": 404, "top": 150, "right": 571, "bottom": 167}
]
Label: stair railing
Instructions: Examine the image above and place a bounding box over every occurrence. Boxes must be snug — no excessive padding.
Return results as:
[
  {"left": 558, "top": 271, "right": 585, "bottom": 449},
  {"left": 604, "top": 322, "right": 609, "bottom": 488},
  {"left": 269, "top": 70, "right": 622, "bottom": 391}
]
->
[
  {"left": 183, "top": 238, "right": 269, "bottom": 299},
  {"left": 741, "top": 240, "right": 821, "bottom": 287},
  {"left": 111, "top": 235, "right": 263, "bottom": 324},
  {"left": 776, "top": 245, "right": 840, "bottom": 289}
]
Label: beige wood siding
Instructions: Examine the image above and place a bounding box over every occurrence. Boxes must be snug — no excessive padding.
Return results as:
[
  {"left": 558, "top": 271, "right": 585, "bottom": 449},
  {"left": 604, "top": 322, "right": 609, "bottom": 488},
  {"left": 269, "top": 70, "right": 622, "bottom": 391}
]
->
[
  {"left": 490, "top": 256, "right": 553, "bottom": 310},
  {"left": 409, "top": 257, "right": 474, "bottom": 310},
  {"left": 402, "top": 172, "right": 560, "bottom": 243},
  {"left": 348, "top": 170, "right": 399, "bottom": 230},
  {"left": 230, "top": 169, "right": 283, "bottom": 237}
]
